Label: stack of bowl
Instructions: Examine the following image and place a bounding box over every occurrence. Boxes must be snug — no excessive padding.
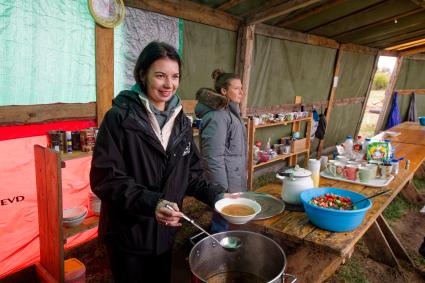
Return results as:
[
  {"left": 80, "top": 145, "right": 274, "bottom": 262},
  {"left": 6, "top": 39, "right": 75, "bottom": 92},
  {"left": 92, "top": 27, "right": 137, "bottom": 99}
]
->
[
  {"left": 63, "top": 206, "right": 88, "bottom": 227},
  {"left": 89, "top": 192, "right": 101, "bottom": 215}
]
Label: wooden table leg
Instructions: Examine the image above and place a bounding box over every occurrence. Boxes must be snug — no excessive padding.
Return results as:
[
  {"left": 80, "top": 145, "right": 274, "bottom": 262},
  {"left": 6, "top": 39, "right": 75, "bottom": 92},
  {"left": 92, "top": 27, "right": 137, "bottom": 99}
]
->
[
  {"left": 363, "top": 220, "right": 400, "bottom": 267},
  {"left": 376, "top": 214, "right": 414, "bottom": 265},
  {"left": 401, "top": 179, "right": 425, "bottom": 204},
  {"left": 285, "top": 245, "right": 344, "bottom": 283}
]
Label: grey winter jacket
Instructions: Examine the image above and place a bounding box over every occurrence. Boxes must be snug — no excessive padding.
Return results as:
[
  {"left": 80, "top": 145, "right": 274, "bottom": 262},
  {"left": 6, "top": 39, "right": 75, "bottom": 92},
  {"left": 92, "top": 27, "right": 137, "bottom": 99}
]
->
[{"left": 195, "top": 88, "right": 247, "bottom": 193}]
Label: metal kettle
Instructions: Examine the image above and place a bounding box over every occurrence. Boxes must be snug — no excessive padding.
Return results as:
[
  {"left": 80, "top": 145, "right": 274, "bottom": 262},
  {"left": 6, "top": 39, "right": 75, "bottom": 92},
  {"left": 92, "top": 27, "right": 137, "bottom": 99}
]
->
[{"left": 276, "top": 165, "right": 314, "bottom": 205}]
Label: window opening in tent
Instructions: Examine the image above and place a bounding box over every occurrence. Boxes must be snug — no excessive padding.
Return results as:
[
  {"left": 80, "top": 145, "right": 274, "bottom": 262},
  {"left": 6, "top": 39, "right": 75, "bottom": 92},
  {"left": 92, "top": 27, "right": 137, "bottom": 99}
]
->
[{"left": 358, "top": 56, "right": 397, "bottom": 138}]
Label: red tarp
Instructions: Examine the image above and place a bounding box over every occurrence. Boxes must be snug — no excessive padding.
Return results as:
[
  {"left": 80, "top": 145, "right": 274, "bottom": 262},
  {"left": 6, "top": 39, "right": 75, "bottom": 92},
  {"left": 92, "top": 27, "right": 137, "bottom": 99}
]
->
[{"left": 0, "top": 120, "right": 98, "bottom": 278}]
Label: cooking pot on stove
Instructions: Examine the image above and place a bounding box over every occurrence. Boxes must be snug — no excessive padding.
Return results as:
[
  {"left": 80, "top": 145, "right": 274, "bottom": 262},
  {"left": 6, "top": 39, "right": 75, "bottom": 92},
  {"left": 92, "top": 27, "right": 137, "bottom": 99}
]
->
[{"left": 189, "top": 230, "right": 297, "bottom": 283}]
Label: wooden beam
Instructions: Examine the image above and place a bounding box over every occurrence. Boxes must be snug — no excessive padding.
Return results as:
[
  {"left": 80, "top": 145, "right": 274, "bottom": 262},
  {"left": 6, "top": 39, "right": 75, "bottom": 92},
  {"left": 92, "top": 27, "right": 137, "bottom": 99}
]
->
[
  {"left": 95, "top": 25, "right": 114, "bottom": 126},
  {"left": 246, "top": 97, "right": 365, "bottom": 116},
  {"left": 395, "top": 89, "right": 425, "bottom": 94},
  {"left": 317, "top": 48, "right": 344, "bottom": 156},
  {"left": 401, "top": 180, "right": 425, "bottom": 204},
  {"left": 237, "top": 25, "right": 255, "bottom": 117},
  {"left": 387, "top": 38, "right": 425, "bottom": 51},
  {"left": 0, "top": 103, "right": 96, "bottom": 125},
  {"left": 125, "top": 0, "right": 241, "bottom": 31},
  {"left": 369, "top": 28, "right": 425, "bottom": 49},
  {"left": 410, "top": 0, "right": 425, "bottom": 8},
  {"left": 379, "top": 49, "right": 399, "bottom": 56},
  {"left": 400, "top": 45, "right": 425, "bottom": 56},
  {"left": 406, "top": 53, "right": 425, "bottom": 60},
  {"left": 355, "top": 54, "right": 379, "bottom": 137},
  {"left": 246, "top": 0, "right": 322, "bottom": 25},
  {"left": 332, "top": 8, "right": 424, "bottom": 40},
  {"left": 340, "top": 43, "right": 378, "bottom": 55},
  {"left": 217, "top": 0, "right": 245, "bottom": 11},
  {"left": 255, "top": 24, "right": 340, "bottom": 49},
  {"left": 276, "top": 0, "right": 346, "bottom": 27},
  {"left": 375, "top": 56, "right": 403, "bottom": 132}
]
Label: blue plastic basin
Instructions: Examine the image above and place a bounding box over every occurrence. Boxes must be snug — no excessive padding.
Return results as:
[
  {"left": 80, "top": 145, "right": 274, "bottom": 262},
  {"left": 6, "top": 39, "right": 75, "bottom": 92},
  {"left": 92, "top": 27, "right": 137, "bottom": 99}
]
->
[
  {"left": 300, "top": 188, "right": 372, "bottom": 232},
  {"left": 419, "top": 116, "right": 425, "bottom": 126}
]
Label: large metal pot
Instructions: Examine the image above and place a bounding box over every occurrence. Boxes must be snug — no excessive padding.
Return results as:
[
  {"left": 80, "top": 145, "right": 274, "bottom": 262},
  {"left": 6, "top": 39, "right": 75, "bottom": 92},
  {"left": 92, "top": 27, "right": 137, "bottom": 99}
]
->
[{"left": 189, "top": 231, "right": 296, "bottom": 283}]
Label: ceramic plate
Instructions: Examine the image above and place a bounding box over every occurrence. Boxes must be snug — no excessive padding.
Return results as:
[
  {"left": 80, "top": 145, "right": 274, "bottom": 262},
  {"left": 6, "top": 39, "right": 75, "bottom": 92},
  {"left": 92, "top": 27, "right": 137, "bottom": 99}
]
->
[{"left": 238, "top": 192, "right": 285, "bottom": 220}]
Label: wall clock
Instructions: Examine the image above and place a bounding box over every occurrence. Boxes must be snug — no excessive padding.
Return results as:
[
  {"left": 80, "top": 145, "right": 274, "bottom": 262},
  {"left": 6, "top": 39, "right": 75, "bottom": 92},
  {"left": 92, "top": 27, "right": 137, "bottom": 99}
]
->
[{"left": 88, "top": 0, "right": 125, "bottom": 28}]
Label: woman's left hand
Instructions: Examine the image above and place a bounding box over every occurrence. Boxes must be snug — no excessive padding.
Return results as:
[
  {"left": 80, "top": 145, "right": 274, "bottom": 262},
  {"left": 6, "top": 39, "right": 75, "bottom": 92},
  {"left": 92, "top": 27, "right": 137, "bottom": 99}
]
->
[{"left": 155, "top": 199, "right": 183, "bottom": 227}]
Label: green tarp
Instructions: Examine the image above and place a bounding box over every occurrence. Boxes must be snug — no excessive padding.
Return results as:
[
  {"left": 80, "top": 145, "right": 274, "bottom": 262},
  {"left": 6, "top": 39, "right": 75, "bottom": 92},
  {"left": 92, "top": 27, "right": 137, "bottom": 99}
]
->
[
  {"left": 179, "top": 20, "right": 237, "bottom": 100},
  {"left": 0, "top": 0, "right": 95, "bottom": 105}
]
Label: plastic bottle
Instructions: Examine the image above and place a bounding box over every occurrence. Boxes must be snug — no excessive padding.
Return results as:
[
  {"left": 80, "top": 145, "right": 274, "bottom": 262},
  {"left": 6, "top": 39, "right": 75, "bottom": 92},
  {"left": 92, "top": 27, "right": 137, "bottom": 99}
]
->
[
  {"left": 384, "top": 139, "right": 393, "bottom": 160},
  {"left": 266, "top": 137, "right": 271, "bottom": 151},
  {"left": 343, "top": 136, "right": 353, "bottom": 155}
]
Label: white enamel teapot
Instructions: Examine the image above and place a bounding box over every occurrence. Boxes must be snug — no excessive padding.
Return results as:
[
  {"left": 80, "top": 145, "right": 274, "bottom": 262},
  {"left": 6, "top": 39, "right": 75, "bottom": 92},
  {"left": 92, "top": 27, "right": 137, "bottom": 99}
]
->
[{"left": 276, "top": 165, "right": 314, "bottom": 205}]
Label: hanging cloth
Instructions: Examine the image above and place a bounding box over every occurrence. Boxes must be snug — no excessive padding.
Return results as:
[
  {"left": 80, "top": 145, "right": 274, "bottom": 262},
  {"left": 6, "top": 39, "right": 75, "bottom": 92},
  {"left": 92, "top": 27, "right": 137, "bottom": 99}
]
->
[
  {"left": 315, "top": 106, "right": 327, "bottom": 140},
  {"left": 407, "top": 92, "right": 417, "bottom": 122},
  {"left": 385, "top": 92, "right": 401, "bottom": 129}
]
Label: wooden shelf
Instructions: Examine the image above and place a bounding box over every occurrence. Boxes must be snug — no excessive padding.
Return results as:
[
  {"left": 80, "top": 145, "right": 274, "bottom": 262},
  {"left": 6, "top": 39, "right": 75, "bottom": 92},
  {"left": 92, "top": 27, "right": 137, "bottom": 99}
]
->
[
  {"left": 253, "top": 149, "right": 309, "bottom": 169},
  {"left": 254, "top": 116, "right": 312, "bottom": 129},
  {"left": 64, "top": 215, "right": 99, "bottom": 239},
  {"left": 246, "top": 96, "right": 312, "bottom": 190},
  {"left": 60, "top": 151, "right": 92, "bottom": 161}
]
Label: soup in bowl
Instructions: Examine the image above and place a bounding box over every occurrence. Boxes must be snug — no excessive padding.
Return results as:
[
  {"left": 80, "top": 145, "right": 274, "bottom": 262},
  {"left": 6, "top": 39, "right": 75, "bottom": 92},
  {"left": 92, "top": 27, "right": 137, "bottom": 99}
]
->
[{"left": 215, "top": 197, "right": 261, "bottom": 224}]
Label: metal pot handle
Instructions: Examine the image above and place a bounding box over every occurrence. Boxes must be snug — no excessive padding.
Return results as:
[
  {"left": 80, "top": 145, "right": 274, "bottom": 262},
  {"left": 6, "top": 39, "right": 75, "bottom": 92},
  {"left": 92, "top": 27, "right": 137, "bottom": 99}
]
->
[
  {"left": 189, "top": 231, "right": 206, "bottom": 246},
  {"left": 283, "top": 273, "right": 297, "bottom": 283}
]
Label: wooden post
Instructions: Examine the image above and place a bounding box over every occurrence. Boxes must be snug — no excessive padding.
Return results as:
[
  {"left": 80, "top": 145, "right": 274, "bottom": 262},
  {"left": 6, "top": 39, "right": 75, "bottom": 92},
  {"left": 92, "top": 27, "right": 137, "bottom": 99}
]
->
[
  {"left": 247, "top": 118, "right": 255, "bottom": 190},
  {"left": 236, "top": 25, "right": 255, "bottom": 117},
  {"left": 354, "top": 53, "right": 380, "bottom": 137},
  {"left": 317, "top": 47, "right": 343, "bottom": 156},
  {"left": 34, "top": 145, "right": 64, "bottom": 282},
  {"left": 290, "top": 96, "right": 302, "bottom": 166},
  {"left": 95, "top": 25, "right": 114, "bottom": 126},
  {"left": 375, "top": 56, "right": 403, "bottom": 133}
]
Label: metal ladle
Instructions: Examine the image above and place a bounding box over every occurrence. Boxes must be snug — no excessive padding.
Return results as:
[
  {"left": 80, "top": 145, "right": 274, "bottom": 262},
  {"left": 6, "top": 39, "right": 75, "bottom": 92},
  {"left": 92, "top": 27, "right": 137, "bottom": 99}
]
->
[{"left": 165, "top": 204, "right": 242, "bottom": 251}]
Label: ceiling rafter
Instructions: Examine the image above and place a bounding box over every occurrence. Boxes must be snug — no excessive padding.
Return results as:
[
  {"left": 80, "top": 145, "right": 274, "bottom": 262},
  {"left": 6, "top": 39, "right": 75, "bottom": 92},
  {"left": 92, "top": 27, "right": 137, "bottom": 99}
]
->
[
  {"left": 217, "top": 0, "right": 246, "bottom": 11},
  {"left": 332, "top": 8, "right": 424, "bottom": 39},
  {"left": 400, "top": 45, "right": 425, "bottom": 56},
  {"left": 410, "top": 0, "right": 425, "bottom": 8},
  {"left": 246, "top": 0, "right": 322, "bottom": 25},
  {"left": 373, "top": 32, "right": 425, "bottom": 49},
  {"left": 238, "top": 0, "right": 283, "bottom": 18},
  {"left": 366, "top": 26, "right": 425, "bottom": 47},
  {"left": 386, "top": 38, "right": 425, "bottom": 50},
  {"left": 305, "top": 0, "right": 389, "bottom": 33},
  {"left": 276, "top": 0, "right": 346, "bottom": 27}
]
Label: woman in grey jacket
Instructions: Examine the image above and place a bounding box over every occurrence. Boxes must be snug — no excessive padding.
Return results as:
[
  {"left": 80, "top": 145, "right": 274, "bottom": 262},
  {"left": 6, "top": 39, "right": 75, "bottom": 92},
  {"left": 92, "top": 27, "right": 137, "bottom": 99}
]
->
[{"left": 195, "top": 69, "right": 247, "bottom": 232}]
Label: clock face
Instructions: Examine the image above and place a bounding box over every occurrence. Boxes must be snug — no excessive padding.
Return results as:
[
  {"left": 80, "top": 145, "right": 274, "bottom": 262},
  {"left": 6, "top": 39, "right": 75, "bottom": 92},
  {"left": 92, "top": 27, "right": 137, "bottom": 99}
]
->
[{"left": 89, "top": 0, "right": 125, "bottom": 28}]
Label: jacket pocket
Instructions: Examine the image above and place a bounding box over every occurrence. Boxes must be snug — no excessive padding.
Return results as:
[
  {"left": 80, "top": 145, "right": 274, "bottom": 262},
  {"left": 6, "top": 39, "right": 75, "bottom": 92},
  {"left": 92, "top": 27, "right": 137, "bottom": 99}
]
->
[{"left": 119, "top": 216, "right": 156, "bottom": 253}]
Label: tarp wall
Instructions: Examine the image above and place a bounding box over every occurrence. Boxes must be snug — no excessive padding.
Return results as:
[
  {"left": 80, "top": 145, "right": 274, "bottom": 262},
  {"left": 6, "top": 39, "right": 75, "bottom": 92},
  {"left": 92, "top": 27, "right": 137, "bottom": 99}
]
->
[
  {"left": 113, "top": 7, "right": 180, "bottom": 95},
  {"left": 248, "top": 35, "right": 336, "bottom": 148},
  {"left": 325, "top": 51, "right": 376, "bottom": 147},
  {"left": 394, "top": 59, "right": 425, "bottom": 120},
  {"left": 0, "top": 0, "right": 96, "bottom": 105},
  {"left": 179, "top": 20, "right": 237, "bottom": 99}
]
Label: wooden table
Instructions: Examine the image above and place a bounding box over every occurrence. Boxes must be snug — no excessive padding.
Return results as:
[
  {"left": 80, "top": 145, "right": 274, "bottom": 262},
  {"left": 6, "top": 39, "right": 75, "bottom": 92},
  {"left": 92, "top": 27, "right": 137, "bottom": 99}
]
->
[
  {"left": 383, "top": 122, "right": 425, "bottom": 146},
  {"left": 246, "top": 134, "right": 425, "bottom": 282}
]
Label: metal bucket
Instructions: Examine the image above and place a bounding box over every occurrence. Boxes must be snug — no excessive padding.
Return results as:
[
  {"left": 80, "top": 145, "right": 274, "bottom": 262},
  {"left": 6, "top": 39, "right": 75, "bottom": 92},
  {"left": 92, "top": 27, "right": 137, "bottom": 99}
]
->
[{"left": 189, "top": 231, "right": 296, "bottom": 283}]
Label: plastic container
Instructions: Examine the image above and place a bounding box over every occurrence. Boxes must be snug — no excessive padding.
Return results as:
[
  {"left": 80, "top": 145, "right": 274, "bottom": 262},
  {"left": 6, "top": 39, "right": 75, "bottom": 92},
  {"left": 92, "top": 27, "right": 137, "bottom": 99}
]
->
[
  {"left": 64, "top": 258, "right": 86, "bottom": 283},
  {"left": 343, "top": 136, "right": 353, "bottom": 155},
  {"left": 300, "top": 188, "right": 372, "bottom": 232}
]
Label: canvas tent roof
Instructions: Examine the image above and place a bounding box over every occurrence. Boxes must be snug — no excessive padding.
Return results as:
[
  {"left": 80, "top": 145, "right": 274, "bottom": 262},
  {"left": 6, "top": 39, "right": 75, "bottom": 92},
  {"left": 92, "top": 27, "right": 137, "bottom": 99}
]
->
[{"left": 186, "top": 0, "right": 425, "bottom": 54}]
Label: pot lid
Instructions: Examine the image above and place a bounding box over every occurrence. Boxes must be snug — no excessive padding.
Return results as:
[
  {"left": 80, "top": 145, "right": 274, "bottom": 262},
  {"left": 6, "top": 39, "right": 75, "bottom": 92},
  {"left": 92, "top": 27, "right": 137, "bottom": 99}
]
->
[{"left": 283, "top": 165, "right": 312, "bottom": 178}]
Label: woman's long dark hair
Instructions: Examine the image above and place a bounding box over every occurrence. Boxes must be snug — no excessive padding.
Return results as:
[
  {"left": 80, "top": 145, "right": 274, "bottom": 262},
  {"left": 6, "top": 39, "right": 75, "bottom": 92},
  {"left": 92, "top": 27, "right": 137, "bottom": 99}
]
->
[{"left": 133, "top": 41, "right": 182, "bottom": 93}]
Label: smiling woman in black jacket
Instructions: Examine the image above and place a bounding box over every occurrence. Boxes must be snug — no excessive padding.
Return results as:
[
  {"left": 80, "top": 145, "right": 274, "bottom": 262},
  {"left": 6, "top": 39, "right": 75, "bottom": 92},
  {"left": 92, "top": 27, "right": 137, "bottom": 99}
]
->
[{"left": 90, "top": 41, "right": 225, "bottom": 283}]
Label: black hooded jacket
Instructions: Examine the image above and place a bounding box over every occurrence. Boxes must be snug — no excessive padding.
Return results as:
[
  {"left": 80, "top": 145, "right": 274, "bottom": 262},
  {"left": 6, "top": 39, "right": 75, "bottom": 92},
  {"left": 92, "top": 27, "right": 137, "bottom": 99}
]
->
[{"left": 90, "top": 90, "right": 224, "bottom": 255}]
